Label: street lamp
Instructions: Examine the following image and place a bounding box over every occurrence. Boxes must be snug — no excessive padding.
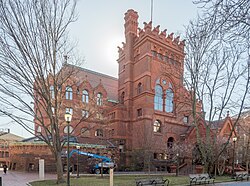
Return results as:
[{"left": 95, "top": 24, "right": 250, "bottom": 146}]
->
[
  {"left": 76, "top": 145, "right": 80, "bottom": 178},
  {"left": 176, "top": 153, "right": 179, "bottom": 176},
  {"left": 232, "top": 137, "right": 237, "bottom": 178},
  {"left": 65, "top": 112, "right": 72, "bottom": 186}
]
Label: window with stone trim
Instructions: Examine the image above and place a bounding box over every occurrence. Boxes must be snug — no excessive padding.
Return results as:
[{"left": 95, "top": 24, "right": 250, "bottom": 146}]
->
[
  {"left": 82, "top": 90, "right": 89, "bottom": 103},
  {"left": 137, "top": 82, "right": 142, "bottom": 94},
  {"left": 154, "top": 85, "right": 163, "bottom": 111},
  {"left": 65, "top": 86, "right": 73, "bottom": 100},
  {"left": 165, "top": 88, "right": 174, "bottom": 112},
  {"left": 97, "top": 93, "right": 103, "bottom": 106},
  {"left": 82, "top": 110, "right": 89, "bottom": 118},
  {"left": 50, "top": 85, "right": 55, "bottom": 99},
  {"left": 153, "top": 120, "right": 161, "bottom": 133},
  {"left": 183, "top": 116, "right": 189, "bottom": 123}
]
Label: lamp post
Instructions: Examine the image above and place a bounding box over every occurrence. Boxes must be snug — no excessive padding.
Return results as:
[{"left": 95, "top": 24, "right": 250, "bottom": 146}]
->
[
  {"left": 76, "top": 145, "right": 80, "bottom": 178},
  {"left": 232, "top": 137, "right": 237, "bottom": 178},
  {"left": 65, "top": 112, "right": 72, "bottom": 186},
  {"left": 176, "top": 153, "right": 179, "bottom": 176}
]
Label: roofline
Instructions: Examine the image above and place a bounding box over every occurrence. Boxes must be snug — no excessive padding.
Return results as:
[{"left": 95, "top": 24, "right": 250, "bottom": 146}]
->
[{"left": 66, "top": 64, "right": 118, "bottom": 81}]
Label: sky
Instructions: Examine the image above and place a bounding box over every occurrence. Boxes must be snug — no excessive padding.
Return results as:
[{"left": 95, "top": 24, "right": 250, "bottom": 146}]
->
[
  {"left": 69, "top": 0, "right": 199, "bottom": 77},
  {"left": 5, "top": 0, "right": 199, "bottom": 138}
]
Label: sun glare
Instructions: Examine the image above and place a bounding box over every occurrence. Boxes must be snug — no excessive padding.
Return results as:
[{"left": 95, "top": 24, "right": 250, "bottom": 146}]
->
[{"left": 104, "top": 35, "right": 124, "bottom": 63}]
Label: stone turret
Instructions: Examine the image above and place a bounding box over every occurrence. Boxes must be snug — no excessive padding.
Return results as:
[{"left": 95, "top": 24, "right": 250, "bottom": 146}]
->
[
  {"left": 124, "top": 9, "right": 138, "bottom": 61},
  {"left": 124, "top": 9, "right": 138, "bottom": 39}
]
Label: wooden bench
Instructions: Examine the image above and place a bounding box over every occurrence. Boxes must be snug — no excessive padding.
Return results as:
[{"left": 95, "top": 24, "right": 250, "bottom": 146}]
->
[
  {"left": 189, "top": 173, "right": 215, "bottom": 185},
  {"left": 235, "top": 171, "right": 250, "bottom": 181},
  {"left": 136, "top": 177, "right": 169, "bottom": 186}
]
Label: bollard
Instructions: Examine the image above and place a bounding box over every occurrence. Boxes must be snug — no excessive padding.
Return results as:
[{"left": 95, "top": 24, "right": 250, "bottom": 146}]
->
[{"left": 0, "top": 176, "right": 2, "bottom": 186}]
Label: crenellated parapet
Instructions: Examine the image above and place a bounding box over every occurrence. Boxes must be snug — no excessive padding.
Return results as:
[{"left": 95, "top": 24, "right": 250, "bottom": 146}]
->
[
  {"left": 135, "top": 21, "right": 185, "bottom": 52},
  {"left": 117, "top": 42, "right": 126, "bottom": 58},
  {"left": 117, "top": 9, "right": 185, "bottom": 62}
]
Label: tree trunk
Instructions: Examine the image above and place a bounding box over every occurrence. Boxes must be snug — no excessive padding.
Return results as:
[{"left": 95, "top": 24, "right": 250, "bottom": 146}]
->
[{"left": 55, "top": 151, "right": 65, "bottom": 184}]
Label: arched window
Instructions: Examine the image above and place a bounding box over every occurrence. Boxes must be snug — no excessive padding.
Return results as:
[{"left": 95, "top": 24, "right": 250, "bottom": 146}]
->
[
  {"left": 165, "top": 89, "right": 174, "bottom": 112},
  {"left": 153, "top": 120, "right": 161, "bottom": 133},
  {"left": 64, "top": 125, "right": 73, "bottom": 134},
  {"left": 154, "top": 85, "right": 163, "bottom": 111},
  {"left": 82, "top": 90, "right": 89, "bottom": 103},
  {"left": 97, "top": 93, "right": 103, "bottom": 106},
  {"left": 50, "top": 85, "right": 54, "bottom": 99},
  {"left": 138, "top": 83, "right": 142, "bottom": 94},
  {"left": 65, "top": 86, "right": 73, "bottom": 100},
  {"left": 121, "top": 92, "right": 125, "bottom": 104}
]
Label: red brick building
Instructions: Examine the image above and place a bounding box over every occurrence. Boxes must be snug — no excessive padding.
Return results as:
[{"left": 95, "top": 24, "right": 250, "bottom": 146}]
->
[
  {"left": 32, "top": 9, "right": 240, "bottom": 172},
  {"left": 32, "top": 9, "right": 201, "bottom": 171},
  {"left": 0, "top": 129, "right": 23, "bottom": 168}
]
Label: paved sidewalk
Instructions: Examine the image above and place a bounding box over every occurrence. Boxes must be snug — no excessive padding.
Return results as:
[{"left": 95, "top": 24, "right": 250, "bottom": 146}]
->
[
  {"left": 214, "top": 182, "right": 250, "bottom": 186},
  {"left": 0, "top": 171, "right": 56, "bottom": 186}
]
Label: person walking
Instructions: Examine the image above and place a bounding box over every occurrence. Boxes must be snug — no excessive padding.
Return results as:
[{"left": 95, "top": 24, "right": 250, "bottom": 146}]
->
[{"left": 3, "top": 164, "right": 7, "bottom": 174}]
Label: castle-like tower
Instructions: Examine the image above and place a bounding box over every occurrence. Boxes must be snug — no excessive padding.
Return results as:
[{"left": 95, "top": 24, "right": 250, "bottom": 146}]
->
[{"left": 113, "top": 9, "right": 195, "bottom": 166}]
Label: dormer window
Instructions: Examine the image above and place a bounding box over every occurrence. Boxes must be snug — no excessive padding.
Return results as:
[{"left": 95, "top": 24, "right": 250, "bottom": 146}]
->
[
  {"left": 65, "top": 86, "right": 73, "bottom": 100},
  {"left": 97, "top": 93, "right": 103, "bottom": 106},
  {"left": 82, "top": 90, "right": 89, "bottom": 103}
]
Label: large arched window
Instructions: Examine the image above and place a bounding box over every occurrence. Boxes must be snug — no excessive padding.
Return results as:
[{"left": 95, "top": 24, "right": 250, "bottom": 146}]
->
[
  {"left": 65, "top": 86, "right": 73, "bottom": 100},
  {"left": 153, "top": 120, "right": 161, "bottom": 133},
  {"left": 154, "top": 85, "right": 163, "bottom": 111},
  {"left": 50, "top": 85, "right": 55, "bottom": 99},
  {"left": 97, "top": 93, "right": 103, "bottom": 106},
  {"left": 165, "top": 89, "right": 174, "bottom": 112},
  {"left": 82, "top": 90, "right": 89, "bottom": 103}
]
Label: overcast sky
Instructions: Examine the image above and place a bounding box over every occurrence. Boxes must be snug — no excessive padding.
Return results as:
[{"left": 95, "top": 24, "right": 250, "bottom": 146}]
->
[
  {"left": 5, "top": 0, "right": 199, "bottom": 138},
  {"left": 70, "top": 0, "right": 199, "bottom": 77}
]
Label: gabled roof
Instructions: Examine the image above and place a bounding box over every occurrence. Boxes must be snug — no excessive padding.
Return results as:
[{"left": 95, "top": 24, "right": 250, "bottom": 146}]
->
[
  {"left": 210, "top": 119, "right": 225, "bottom": 130},
  {"left": 0, "top": 132, "right": 24, "bottom": 142},
  {"left": 232, "top": 110, "right": 250, "bottom": 119},
  {"left": 66, "top": 64, "right": 118, "bottom": 101}
]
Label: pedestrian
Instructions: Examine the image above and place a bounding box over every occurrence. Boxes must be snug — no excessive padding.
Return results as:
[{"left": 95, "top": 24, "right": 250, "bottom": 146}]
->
[{"left": 3, "top": 164, "right": 7, "bottom": 174}]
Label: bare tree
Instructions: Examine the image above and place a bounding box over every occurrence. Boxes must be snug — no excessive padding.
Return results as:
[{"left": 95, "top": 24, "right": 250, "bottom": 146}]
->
[
  {"left": 184, "top": 11, "right": 250, "bottom": 173},
  {"left": 0, "top": 0, "right": 80, "bottom": 183}
]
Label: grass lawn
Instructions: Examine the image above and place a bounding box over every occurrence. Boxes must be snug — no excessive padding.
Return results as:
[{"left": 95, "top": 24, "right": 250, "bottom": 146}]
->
[{"left": 30, "top": 174, "right": 235, "bottom": 186}]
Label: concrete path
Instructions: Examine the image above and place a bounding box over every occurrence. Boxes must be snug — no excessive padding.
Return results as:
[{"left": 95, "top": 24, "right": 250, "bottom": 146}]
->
[{"left": 0, "top": 170, "right": 56, "bottom": 186}]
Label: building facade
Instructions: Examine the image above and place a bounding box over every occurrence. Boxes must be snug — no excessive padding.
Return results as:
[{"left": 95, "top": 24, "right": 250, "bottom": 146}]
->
[
  {"left": 32, "top": 9, "right": 242, "bottom": 172},
  {"left": 32, "top": 9, "right": 201, "bottom": 171}
]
